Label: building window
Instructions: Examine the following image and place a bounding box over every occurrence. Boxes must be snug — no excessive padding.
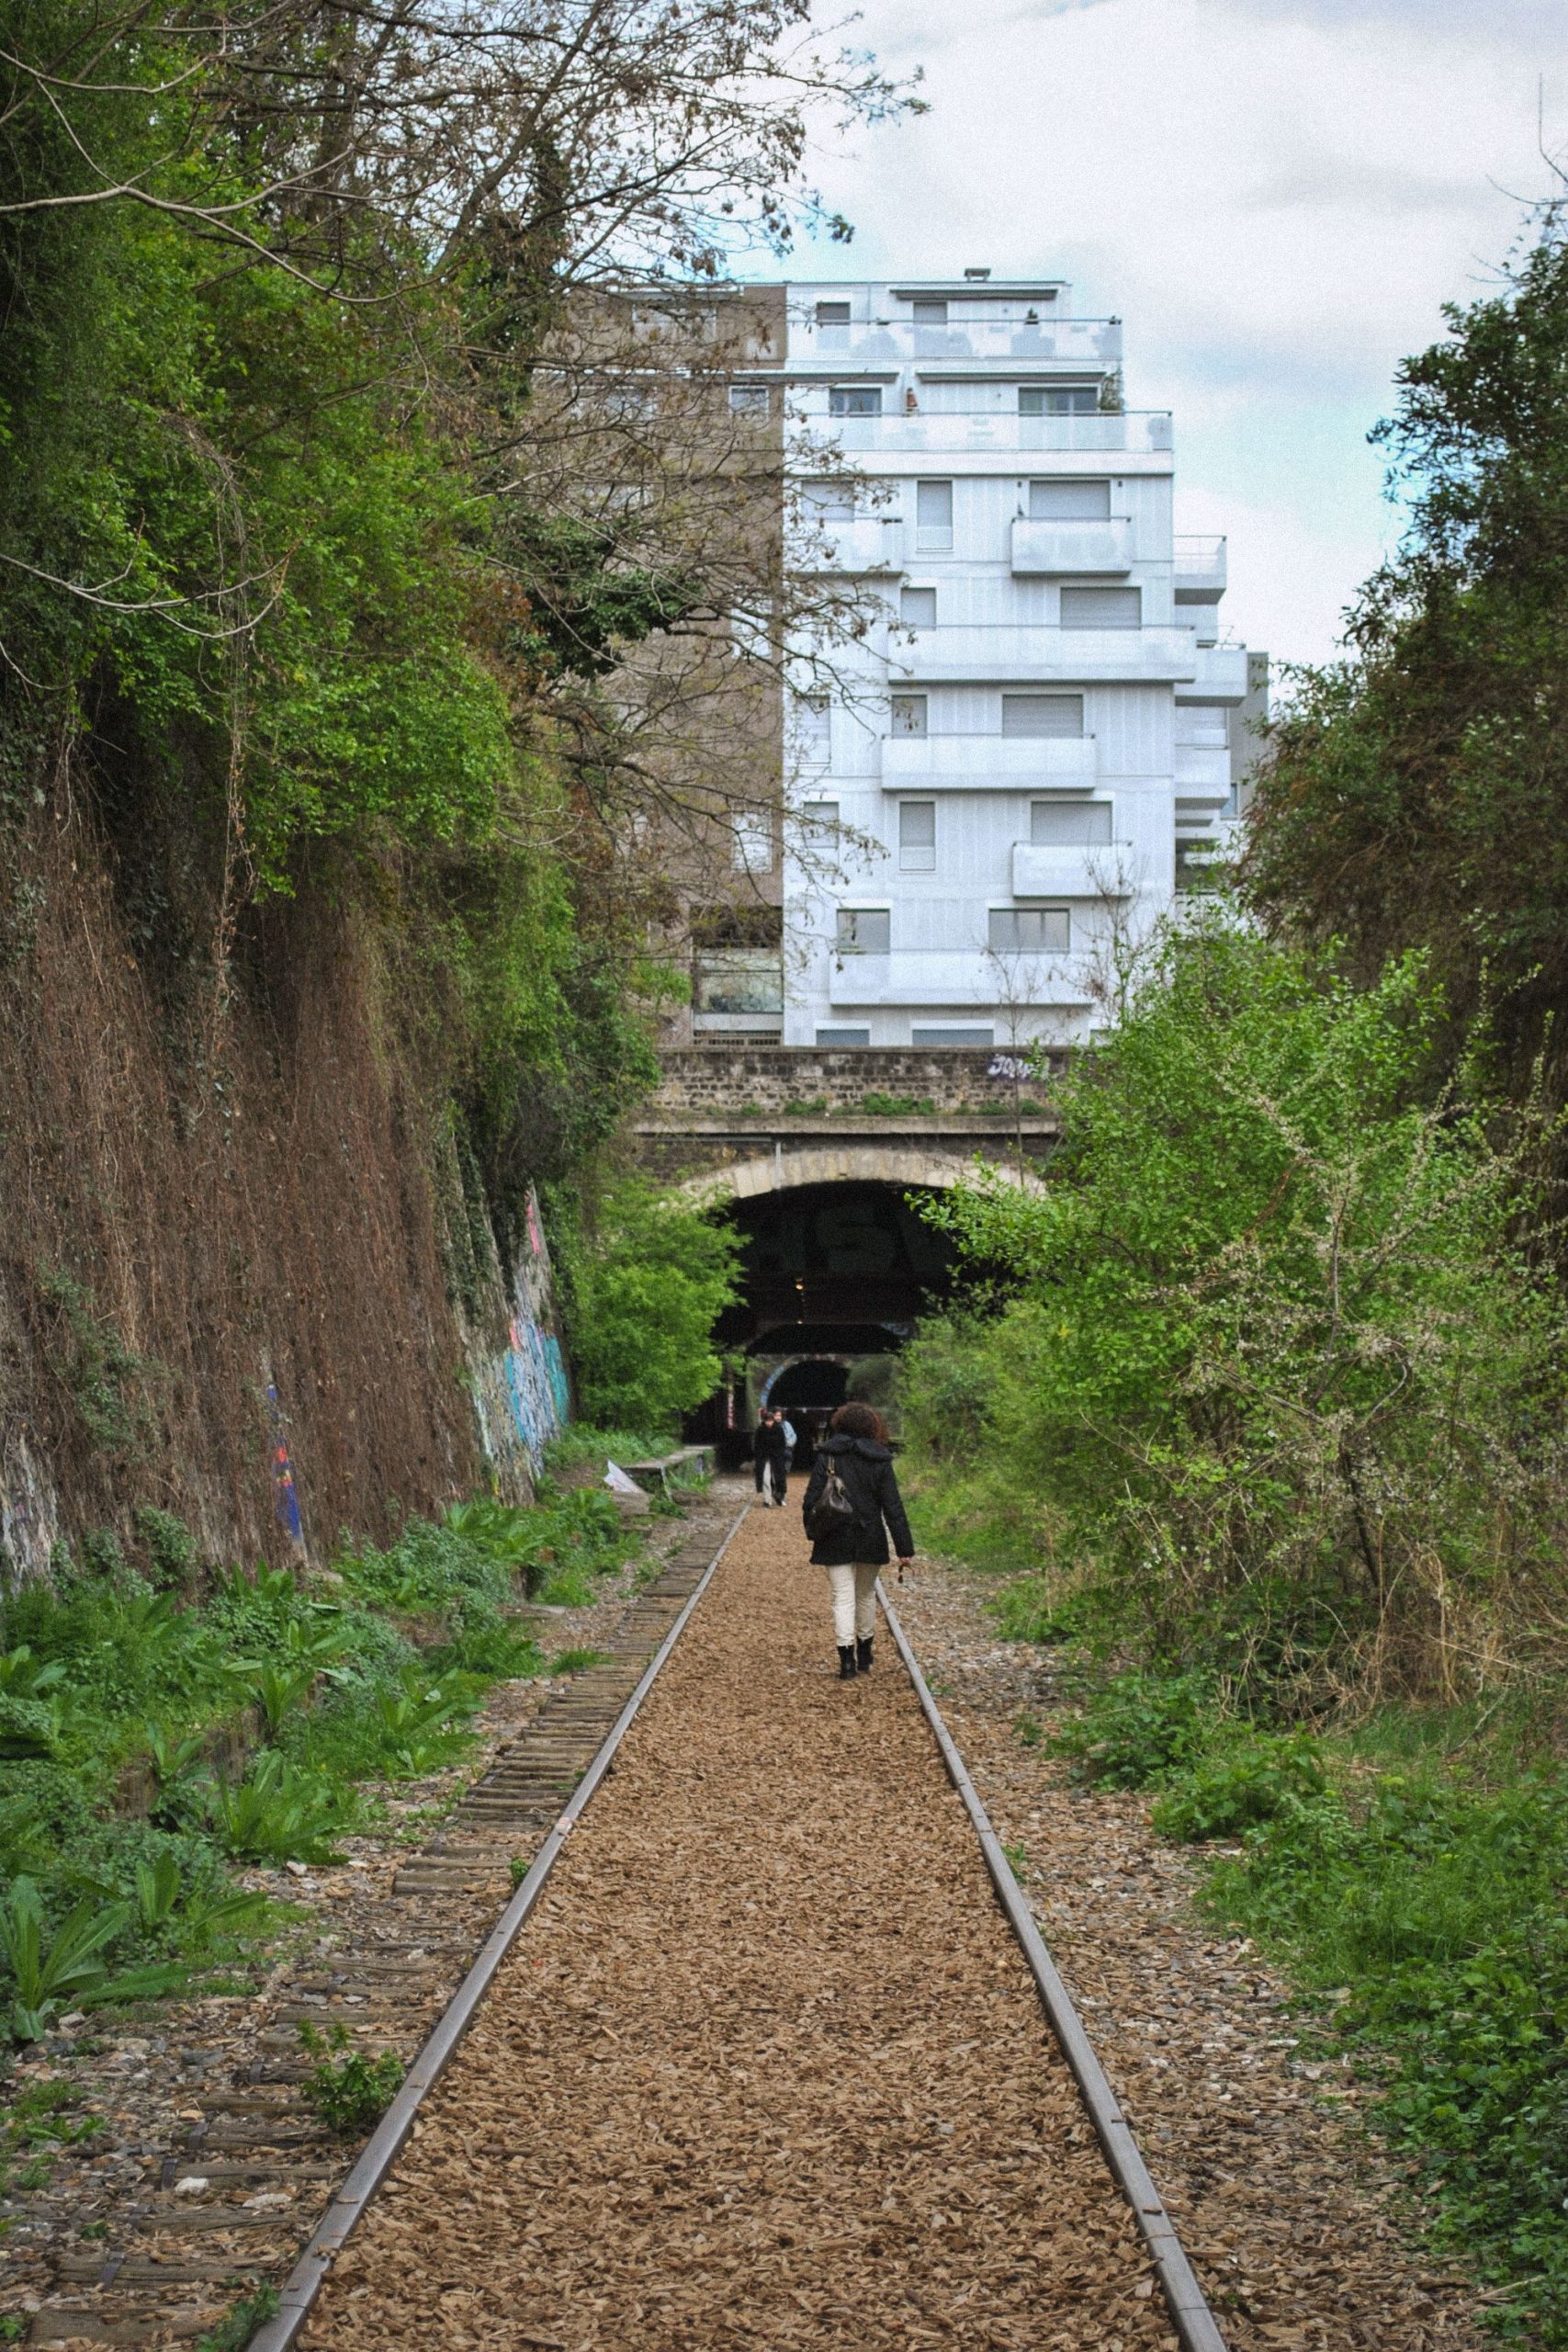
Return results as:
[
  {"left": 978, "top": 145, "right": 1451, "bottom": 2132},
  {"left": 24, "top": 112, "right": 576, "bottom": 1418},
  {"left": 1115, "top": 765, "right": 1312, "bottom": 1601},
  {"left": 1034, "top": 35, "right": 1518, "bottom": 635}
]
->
[
  {"left": 889, "top": 693, "right": 928, "bottom": 738},
  {"left": 913, "top": 1024, "right": 994, "bottom": 1046},
  {"left": 898, "top": 800, "right": 936, "bottom": 872},
  {"left": 837, "top": 907, "right": 890, "bottom": 956},
  {"left": 729, "top": 384, "right": 771, "bottom": 415},
  {"left": 988, "top": 907, "right": 1070, "bottom": 954},
  {"left": 915, "top": 479, "right": 953, "bottom": 549},
  {"left": 911, "top": 298, "right": 948, "bottom": 325},
  {"left": 900, "top": 586, "right": 937, "bottom": 629},
  {"left": 805, "top": 797, "right": 840, "bottom": 834},
  {"left": 791, "top": 694, "right": 831, "bottom": 762},
  {"left": 1028, "top": 478, "right": 1111, "bottom": 519},
  {"left": 732, "top": 816, "right": 773, "bottom": 873},
  {"left": 1031, "top": 798, "right": 1113, "bottom": 845},
  {"left": 829, "top": 385, "right": 881, "bottom": 416},
  {"left": 817, "top": 300, "right": 851, "bottom": 326},
  {"left": 800, "top": 478, "right": 858, "bottom": 519},
  {"left": 1060, "top": 585, "right": 1141, "bottom": 629},
  {"left": 1002, "top": 693, "right": 1084, "bottom": 738},
  {"left": 1019, "top": 386, "right": 1099, "bottom": 415},
  {"left": 817, "top": 1025, "right": 871, "bottom": 1046}
]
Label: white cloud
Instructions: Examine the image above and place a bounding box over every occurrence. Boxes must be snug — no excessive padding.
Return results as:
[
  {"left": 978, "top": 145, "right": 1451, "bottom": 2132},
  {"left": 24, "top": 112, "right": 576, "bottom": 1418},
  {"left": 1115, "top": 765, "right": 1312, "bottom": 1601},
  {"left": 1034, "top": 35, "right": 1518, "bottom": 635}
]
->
[{"left": 793, "top": 0, "right": 1568, "bottom": 665}]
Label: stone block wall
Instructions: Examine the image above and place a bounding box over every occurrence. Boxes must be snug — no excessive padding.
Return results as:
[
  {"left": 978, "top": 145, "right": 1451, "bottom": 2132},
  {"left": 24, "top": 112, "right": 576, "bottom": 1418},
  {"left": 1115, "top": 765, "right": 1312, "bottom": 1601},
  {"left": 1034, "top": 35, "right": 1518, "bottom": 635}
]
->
[{"left": 651, "top": 1046, "right": 1064, "bottom": 1116}]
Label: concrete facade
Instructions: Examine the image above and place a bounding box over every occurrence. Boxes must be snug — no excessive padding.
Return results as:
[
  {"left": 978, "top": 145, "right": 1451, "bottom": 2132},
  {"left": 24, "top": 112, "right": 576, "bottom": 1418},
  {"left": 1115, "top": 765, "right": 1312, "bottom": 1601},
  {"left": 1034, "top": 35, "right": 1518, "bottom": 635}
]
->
[{"left": 708, "top": 272, "right": 1262, "bottom": 1051}]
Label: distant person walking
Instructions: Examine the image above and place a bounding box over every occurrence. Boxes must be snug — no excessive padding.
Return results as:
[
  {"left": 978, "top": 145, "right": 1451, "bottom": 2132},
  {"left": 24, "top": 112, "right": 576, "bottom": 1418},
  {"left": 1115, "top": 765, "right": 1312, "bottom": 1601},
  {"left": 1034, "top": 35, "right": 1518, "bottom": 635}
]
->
[
  {"left": 753, "top": 1408, "right": 789, "bottom": 1507},
  {"left": 801, "top": 1402, "right": 914, "bottom": 1679}
]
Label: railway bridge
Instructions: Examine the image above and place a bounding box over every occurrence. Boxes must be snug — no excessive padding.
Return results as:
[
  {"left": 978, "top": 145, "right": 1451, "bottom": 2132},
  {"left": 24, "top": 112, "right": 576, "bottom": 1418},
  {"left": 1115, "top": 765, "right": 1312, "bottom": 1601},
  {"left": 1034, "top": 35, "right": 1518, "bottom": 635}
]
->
[{"left": 632, "top": 1047, "right": 1059, "bottom": 1448}]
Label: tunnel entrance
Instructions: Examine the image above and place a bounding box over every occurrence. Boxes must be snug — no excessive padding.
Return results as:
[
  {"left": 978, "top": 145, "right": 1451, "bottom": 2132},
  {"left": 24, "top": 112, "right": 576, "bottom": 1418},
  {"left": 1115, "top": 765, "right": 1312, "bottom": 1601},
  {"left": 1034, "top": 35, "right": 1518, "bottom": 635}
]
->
[{"left": 689, "top": 1181, "right": 962, "bottom": 1463}]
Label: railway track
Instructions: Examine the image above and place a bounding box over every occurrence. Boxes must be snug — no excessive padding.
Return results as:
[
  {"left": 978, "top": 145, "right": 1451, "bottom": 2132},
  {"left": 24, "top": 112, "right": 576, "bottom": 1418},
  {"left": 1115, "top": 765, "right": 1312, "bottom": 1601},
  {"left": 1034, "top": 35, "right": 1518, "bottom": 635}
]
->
[
  {"left": 25, "top": 1490, "right": 747, "bottom": 2350},
  {"left": 233, "top": 1492, "right": 1225, "bottom": 2352}
]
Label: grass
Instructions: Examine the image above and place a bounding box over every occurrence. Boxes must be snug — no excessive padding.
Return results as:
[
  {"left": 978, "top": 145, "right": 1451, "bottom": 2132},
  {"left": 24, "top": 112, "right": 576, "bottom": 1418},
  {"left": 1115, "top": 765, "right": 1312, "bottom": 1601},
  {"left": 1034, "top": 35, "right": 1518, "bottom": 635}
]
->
[
  {"left": 0, "top": 1442, "right": 657, "bottom": 2046},
  {"left": 549, "top": 1648, "right": 608, "bottom": 1676},
  {"left": 1003, "top": 1633, "right": 1568, "bottom": 2344}
]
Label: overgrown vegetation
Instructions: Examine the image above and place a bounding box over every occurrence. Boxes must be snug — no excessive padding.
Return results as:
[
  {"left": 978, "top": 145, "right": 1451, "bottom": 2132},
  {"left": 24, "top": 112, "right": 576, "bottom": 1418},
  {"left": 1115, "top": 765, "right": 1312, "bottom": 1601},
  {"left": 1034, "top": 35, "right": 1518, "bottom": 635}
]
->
[
  {"left": 547, "top": 1179, "right": 739, "bottom": 1434},
  {"left": 0, "top": 1477, "right": 641, "bottom": 2045},
  {"left": 903, "top": 208, "right": 1568, "bottom": 2319}
]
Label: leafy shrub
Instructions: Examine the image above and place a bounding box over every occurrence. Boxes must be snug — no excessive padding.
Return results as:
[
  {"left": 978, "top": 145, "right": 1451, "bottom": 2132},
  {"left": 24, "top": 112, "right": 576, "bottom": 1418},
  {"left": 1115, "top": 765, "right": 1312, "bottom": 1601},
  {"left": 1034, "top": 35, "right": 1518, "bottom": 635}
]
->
[
  {"left": 132, "top": 1508, "right": 197, "bottom": 1591},
  {"left": 299, "top": 2023, "right": 405, "bottom": 2134},
  {"left": 1050, "top": 1671, "right": 1212, "bottom": 1789},
  {"left": 1151, "top": 1730, "right": 1329, "bottom": 1841},
  {"left": 551, "top": 1178, "right": 739, "bottom": 1431},
  {"left": 0, "top": 1878, "right": 186, "bottom": 2042},
  {"left": 206, "top": 1752, "right": 349, "bottom": 1865},
  {"left": 991, "top": 1578, "right": 1086, "bottom": 1645}
]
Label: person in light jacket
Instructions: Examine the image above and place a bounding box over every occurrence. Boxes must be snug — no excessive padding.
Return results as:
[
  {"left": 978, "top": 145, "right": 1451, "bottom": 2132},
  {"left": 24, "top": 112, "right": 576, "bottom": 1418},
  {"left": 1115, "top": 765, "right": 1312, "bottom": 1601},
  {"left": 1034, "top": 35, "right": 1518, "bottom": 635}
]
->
[{"left": 800, "top": 1401, "right": 914, "bottom": 1679}]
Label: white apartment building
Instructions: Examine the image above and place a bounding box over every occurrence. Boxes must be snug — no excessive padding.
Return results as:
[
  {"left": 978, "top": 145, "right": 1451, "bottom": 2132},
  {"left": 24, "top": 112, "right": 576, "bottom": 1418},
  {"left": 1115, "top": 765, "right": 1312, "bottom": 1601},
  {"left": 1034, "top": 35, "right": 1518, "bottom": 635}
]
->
[{"left": 740, "top": 271, "right": 1262, "bottom": 1051}]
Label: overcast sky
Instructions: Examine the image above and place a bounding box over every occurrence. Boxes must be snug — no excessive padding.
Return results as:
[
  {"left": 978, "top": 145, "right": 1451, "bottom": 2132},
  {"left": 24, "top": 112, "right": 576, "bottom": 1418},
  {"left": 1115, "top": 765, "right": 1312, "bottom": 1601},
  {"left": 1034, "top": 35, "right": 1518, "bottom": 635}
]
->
[{"left": 787, "top": 0, "right": 1568, "bottom": 673}]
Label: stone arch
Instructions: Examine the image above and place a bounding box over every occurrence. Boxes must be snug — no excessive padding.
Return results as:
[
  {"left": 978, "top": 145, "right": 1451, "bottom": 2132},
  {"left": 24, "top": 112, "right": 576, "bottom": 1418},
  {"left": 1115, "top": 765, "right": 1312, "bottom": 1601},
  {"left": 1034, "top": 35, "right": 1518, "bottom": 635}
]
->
[{"left": 672, "top": 1144, "right": 1043, "bottom": 1205}]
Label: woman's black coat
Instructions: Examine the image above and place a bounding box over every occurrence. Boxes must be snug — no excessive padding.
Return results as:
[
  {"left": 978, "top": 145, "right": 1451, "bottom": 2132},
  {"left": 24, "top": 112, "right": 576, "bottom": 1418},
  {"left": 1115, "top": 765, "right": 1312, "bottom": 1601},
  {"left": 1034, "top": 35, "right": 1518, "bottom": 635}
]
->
[{"left": 800, "top": 1434, "right": 913, "bottom": 1567}]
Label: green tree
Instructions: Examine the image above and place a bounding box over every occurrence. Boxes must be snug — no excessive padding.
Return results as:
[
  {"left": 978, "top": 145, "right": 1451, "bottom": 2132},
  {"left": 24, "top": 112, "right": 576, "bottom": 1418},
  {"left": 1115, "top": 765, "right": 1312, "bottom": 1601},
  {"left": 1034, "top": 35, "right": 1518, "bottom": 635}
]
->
[
  {"left": 907, "top": 912, "right": 1568, "bottom": 1700},
  {"left": 1244, "top": 202, "right": 1568, "bottom": 1102},
  {"left": 556, "top": 1181, "right": 739, "bottom": 1433}
]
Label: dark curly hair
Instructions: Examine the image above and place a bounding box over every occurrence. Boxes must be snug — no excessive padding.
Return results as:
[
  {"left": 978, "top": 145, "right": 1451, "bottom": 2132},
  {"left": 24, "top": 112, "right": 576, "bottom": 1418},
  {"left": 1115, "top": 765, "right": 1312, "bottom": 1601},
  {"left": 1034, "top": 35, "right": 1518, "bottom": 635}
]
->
[{"left": 829, "top": 1401, "right": 888, "bottom": 1443}]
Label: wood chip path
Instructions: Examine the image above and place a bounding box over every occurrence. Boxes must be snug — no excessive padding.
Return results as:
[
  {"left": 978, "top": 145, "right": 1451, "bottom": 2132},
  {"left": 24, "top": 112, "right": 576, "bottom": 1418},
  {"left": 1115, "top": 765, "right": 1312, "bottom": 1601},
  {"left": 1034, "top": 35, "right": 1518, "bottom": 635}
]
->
[{"left": 301, "top": 1498, "right": 1176, "bottom": 2351}]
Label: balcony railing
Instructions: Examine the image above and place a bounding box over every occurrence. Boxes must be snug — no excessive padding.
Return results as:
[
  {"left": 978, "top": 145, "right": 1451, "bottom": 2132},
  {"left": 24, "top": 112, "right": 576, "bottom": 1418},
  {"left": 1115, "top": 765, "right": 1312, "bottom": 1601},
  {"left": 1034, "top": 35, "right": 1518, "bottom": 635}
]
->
[
  {"left": 1011, "top": 842, "right": 1134, "bottom": 900},
  {"left": 1010, "top": 517, "right": 1134, "bottom": 577},
  {"left": 798, "top": 410, "right": 1174, "bottom": 457},
  {"left": 1174, "top": 534, "right": 1227, "bottom": 596},
  {"left": 784, "top": 514, "right": 904, "bottom": 574},
  {"left": 795, "top": 317, "right": 1122, "bottom": 368},
  {"left": 889, "top": 623, "right": 1201, "bottom": 684},
  {"left": 829, "top": 950, "right": 1090, "bottom": 1010},
  {"left": 880, "top": 733, "right": 1098, "bottom": 789}
]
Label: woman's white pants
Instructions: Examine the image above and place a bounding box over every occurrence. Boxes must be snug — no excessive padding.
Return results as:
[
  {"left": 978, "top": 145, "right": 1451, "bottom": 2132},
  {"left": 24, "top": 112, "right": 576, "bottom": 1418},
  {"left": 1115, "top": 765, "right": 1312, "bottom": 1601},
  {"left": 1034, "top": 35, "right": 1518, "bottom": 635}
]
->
[{"left": 825, "top": 1561, "right": 879, "bottom": 1646}]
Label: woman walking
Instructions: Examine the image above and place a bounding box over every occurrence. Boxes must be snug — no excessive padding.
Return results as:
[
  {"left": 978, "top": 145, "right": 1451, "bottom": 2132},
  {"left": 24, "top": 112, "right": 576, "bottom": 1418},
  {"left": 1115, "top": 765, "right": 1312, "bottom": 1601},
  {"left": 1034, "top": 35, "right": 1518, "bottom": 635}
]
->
[{"left": 800, "top": 1402, "right": 914, "bottom": 1679}]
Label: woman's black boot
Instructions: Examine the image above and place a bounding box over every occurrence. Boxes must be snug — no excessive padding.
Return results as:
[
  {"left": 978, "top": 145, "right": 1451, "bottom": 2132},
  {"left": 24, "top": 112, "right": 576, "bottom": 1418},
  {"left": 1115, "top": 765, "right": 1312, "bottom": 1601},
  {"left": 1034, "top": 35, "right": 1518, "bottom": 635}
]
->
[
  {"left": 856, "top": 1635, "right": 874, "bottom": 1675},
  {"left": 837, "top": 1645, "right": 858, "bottom": 1679}
]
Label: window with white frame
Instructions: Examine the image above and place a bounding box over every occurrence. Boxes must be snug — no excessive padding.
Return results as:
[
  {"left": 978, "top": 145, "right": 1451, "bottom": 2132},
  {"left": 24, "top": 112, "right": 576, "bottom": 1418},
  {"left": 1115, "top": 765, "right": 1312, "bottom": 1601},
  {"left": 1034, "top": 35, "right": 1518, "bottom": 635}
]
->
[
  {"left": 1030, "top": 798, "right": 1113, "bottom": 845},
  {"left": 732, "top": 816, "right": 773, "bottom": 873},
  {"left": 805, "top": 797, "right": 840, "bottom": 836},
  {"left": 900, "top": 586, "right": 937, "bottom": 629},
  {"left": 836, "top": 907, "right": 890, "bottom": 956},
  {"left": 1028, "top": 478, "right": 1111, "bottom": 519},
  {"left": 889, "top": 693, "right": 928, "bottom": 738},
  {"left": 915, "top": 480, "right": 953, "bottom": 549},
  {"left": 818, "top": 1025, "right": 871, "bottom": 1045},
  {"left": 829, "top": 385, "right": 881, "bottom": 416},
  {"left": 1060, "top": 585, "right": 1141, "bottom": 629},
  {"left": 898, "top": 800, "right": 936, "bottom": 872},
  {"left": 1019, "top": 386, "right": 1099, "bottom": 414},
  {"left": 799, "top": 478, "right": 858, "bottom": 519},
  {"left": 816, "top": 300, "right": 852, "bottom": 350},
  {"left": 1002, "top": 693, "right": 1084, "bottom": 738},
  {"left": 912, "top": 1024, "right": 993, "bottom": 1046},
  {"left": 728, "top": 384, "right": 771, "bottom": 415},
  {"left": 791, "top": 693, "right": 830, "bottom": 763},
  {"left": 988, "top": 906, "right": 1070, "bottom": 954},
  {"left": 911, "top": 298, "right": 948, "bottom": 326}
]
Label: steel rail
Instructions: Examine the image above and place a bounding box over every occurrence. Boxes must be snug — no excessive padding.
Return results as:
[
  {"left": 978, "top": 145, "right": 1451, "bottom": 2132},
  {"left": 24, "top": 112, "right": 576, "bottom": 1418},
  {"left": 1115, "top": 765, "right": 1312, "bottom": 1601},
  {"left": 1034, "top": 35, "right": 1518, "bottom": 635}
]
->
[
  {"left": 247, "top": 1502, "right": 751, "bottom": 2352},
  {"left": 878, "top": 1583, "right": 1230, "bottom": 2352}
]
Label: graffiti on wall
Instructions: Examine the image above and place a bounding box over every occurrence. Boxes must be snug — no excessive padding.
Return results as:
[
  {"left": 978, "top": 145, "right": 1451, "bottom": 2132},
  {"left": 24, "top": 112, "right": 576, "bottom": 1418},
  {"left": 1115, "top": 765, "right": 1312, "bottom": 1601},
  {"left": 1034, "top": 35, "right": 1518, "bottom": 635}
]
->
[
  {"left": 470, "top": 1185, "right": 570, "bottom": 1492},
  {"left": 0, "top": 1427, "right": 61, "bottom": 1589}
]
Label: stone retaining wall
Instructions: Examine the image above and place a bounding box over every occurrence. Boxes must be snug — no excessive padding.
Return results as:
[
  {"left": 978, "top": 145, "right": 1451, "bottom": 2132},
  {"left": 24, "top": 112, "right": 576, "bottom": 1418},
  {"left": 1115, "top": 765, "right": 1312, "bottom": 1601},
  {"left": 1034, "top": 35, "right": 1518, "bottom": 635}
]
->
[{"left": 652, "top": 1045, "right": 1063, "bottom": 1116}]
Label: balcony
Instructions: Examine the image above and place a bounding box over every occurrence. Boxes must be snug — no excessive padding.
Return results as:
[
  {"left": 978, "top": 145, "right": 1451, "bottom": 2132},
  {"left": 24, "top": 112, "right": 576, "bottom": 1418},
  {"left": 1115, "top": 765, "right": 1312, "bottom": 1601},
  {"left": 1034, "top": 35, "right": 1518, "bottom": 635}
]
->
[
  {"left": 785, "top": 514, "right": 904, "bottom": 574},
  {"left": 890, "top": 624, "right": 1201, "bottom": 685},
  {"left": 1011, "top": 842, "right": 1134, "bottom": 900},
  {"left": 1174, "top": 535, "right": 1226, "bottom": 597},
  {"left": 693, "top": 950, "right": 784, "bottom": 1018},
  {"left": 829, "top": 951, "right": 1088, "bottom": 1009},
  {"left": 880, "top": 733, "right": 1098, "bottom": 791},
  {"left": 802, "top": 410, "right": 1174, "bottom": 459},
  {"left": 1174, "top": 642, "right": 1250, "bottom": 703},
  {"left": 1010, "top": 517, "right": 1133, "bottom": 576},
  {"left": 1174, "top": 733, "right": 1230, "bottom": 797},
  {"left": 795, "top": 317, "right": 1122, "bottom": 368}
]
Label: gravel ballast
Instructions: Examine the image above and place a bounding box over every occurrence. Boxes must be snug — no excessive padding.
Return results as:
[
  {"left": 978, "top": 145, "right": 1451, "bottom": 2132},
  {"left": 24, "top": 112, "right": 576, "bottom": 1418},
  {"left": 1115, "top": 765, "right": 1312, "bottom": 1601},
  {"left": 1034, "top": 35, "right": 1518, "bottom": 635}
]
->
[{"left": 303, "top": 1500, "right": 1176, "bottom": 2350}]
